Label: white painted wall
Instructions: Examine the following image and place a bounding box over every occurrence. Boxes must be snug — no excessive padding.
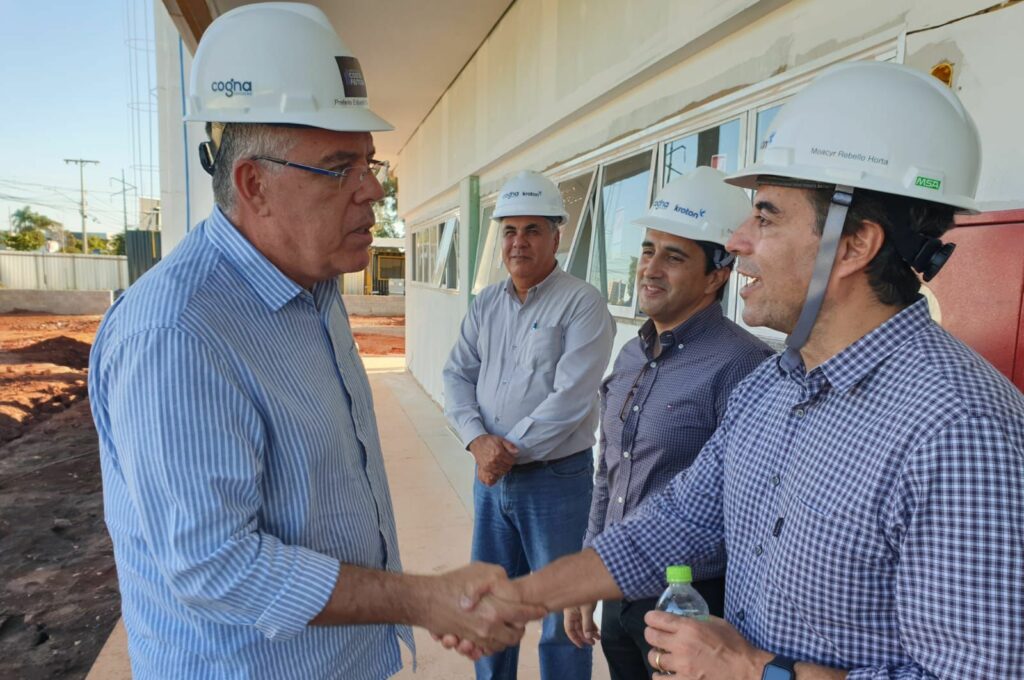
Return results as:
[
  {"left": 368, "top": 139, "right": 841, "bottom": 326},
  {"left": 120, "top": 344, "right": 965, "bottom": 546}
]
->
[
  {"left": 399, "top": 0, "right": 1016, "bottom": 223},
  {"left": 405, "top": 284, "right": 463, "bottom": 405},
  {"left": 154, "top": 0, "right": 213, "bottom": 255},
  {"left": 904, "top": 4, "right": 1024, "bottom": 209}
]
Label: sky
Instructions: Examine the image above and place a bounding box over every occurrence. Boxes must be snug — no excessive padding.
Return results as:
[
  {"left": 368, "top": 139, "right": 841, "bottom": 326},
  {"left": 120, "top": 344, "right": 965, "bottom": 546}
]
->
[{"left": 0, "top": 0, "right": 159, "bottom": 237}]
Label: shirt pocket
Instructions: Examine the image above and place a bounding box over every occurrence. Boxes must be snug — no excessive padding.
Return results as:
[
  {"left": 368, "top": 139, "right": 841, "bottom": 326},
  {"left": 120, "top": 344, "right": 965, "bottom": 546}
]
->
[
  {"left": 525, "top": 326, "right": 563, "bottom": 373},
  {"left": 767, "top": 493, "right": 896, "bottom": 653}
]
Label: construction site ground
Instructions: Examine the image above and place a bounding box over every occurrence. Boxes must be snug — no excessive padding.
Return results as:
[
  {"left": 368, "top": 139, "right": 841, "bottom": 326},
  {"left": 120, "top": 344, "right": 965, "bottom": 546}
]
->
[{"left": 0, "top": 313, "right": 405, "bottom": 679}]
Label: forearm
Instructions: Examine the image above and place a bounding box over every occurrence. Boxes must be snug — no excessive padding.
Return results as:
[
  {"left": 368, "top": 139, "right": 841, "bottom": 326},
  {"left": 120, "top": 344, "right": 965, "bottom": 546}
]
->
[
  {"left": 796, "top": 663, "right": 847, "bottom": 680},
  {"left": 516, "top": 548, "right": 621, "bottom": 611},
  {"left": 310, "top": 564, "right": 426, "bottom": 627}
]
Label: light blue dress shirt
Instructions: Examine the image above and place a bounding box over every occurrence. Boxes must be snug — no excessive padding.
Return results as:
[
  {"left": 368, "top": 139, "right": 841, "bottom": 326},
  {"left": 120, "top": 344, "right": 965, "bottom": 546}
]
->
[
  {"left": 89, "top": 207, "right": 413, "bottom": 679},
  {"left": 442, "top": 266, "right": 615, "bottom": 463}
]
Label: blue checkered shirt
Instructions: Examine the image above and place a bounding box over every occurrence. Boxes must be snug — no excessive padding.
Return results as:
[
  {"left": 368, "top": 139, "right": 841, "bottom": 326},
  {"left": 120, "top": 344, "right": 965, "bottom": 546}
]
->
[
  {"left": 593, "top": 299, "right": 1024, "bottom": 678},
  {"left": 584, "top": 304, "right": 773, "bottom": 587},
  {"left": 90, "top": 207, "right": 413, "bottom": 679}
]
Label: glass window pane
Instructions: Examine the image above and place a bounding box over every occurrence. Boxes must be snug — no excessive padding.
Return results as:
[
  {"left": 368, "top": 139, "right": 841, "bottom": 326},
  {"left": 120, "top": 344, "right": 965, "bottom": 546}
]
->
[
  {"left": 755, "top": 105, "right": 783, "bottom": 162},
  {"left": 556, "top": 172, "right": 594, "bottom": 269},
  {"left": 662, "top": 118, "right": 741, "bottom": 185},
  {"left": 473, "top": 206, "right": 509, "bottom": 294},
  {"left": 592, "top": 151, "right": 652, "bottom": 308},
  {"left": 441, "top": 220, "right": 459, "bottom": 290}
]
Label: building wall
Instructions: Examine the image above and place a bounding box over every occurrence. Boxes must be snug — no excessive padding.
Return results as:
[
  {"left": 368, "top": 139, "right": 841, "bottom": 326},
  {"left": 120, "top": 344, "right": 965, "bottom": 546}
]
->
[
  {"left": 399, "top": 0, "right": 1018, "bottom": 223},
  {"left": 155, "top": 0, "right": 213, "bottom": 255},
  {"left": 400, "top": 0, "right": 1024, "bottom": 407}
]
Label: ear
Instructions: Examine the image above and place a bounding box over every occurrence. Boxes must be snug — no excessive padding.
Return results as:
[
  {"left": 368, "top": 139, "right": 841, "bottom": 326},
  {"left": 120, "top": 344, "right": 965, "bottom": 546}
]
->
[
  {"left": 552, "top": 223, "right": 561, "bottom": 253},
  {"left": 233, "top": 159, "right": 271, "bottom": 217},
  {"left": 704, "top": 266, "right": 731, "bottom": 297},
  {"left": 834, "top": 219, "right": 885, "bottom": 280}
]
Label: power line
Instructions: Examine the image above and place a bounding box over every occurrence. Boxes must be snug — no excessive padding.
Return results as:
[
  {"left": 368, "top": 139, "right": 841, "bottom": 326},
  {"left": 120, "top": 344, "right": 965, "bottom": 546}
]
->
[{"left": 64, "top": 158, "right": 100, "bottom": 254}]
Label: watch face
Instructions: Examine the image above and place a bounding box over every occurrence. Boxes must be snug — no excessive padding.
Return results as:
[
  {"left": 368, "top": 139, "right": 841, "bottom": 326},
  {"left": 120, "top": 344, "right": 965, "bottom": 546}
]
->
[{"left": 762, "top": 666, "right": 793, "bottom": 680}]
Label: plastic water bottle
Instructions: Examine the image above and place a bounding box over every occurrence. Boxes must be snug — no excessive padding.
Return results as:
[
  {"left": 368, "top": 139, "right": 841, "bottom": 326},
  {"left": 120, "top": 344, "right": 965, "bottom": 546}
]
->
[{"left": 655, "top": 565, "right": 709, "bottom": 620}]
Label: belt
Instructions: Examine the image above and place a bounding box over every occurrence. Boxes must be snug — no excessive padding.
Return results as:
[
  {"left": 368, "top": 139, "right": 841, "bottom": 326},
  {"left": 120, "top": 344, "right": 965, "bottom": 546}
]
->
[{"left": 510, "top": 448, "right": 590, "bottom": 473}]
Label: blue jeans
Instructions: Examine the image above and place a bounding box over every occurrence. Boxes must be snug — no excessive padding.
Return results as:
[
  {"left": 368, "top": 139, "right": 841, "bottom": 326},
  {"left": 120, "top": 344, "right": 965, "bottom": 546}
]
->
[{"left": 472, "top": 450, "right": 595, "bottom": 680}]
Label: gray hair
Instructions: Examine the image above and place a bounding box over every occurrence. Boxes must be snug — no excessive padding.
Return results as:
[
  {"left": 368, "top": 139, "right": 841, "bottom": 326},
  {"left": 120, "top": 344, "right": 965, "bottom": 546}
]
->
[{"left": 208, "top": 123, "right": 298, "bottom": 215}]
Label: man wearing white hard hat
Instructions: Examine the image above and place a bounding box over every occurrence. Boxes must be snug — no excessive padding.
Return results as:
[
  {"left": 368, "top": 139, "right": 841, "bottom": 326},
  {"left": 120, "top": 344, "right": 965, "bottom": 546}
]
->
[
  {"left": 450, "top": 62, "right": 1024, "bottom": 679},
  {"left": 443, "top": 170, "right": 615, "bottom": 679},
  {"left": 562, "top": 167, "right": 773, "bottom": 679},
  {"left": 89, "top": 4, "right": 542, "bottom": 678}
]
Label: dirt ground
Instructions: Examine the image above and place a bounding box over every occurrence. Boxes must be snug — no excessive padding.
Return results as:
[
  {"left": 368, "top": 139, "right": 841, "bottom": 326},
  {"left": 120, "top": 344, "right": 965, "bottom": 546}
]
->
[{"left": 0, "top": 313, "right": 404, "bottom": 679}]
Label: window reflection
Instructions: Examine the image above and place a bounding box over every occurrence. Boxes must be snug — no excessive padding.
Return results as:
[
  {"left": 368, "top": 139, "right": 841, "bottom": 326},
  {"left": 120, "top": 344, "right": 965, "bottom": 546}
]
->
[
  {"left": 591, "top": 151, "right": 652, "bottom": 309},
  {"left": 663, "top": 118, "right": 741, "bottom": 184}
]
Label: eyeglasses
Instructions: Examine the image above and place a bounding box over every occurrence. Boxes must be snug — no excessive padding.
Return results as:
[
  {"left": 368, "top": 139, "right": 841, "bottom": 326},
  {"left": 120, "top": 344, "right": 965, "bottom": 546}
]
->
[{"left": 251, "top": 155, "right": 388, "bottom": 187}]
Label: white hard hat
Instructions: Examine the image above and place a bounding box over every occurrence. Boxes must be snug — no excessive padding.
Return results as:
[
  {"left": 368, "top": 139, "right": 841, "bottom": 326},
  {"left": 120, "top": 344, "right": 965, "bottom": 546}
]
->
[
  {"left": 492, "top": 171, "right": 569, "bottom": 225},
  {"left": 726, "top": 61, "right": 980, "bottom": 213},
  {"left": 726, "top": 61, "right": 982, "bottom": 351},
  {"left": 184, "top": 2, "right": 392, "bottom": 132},
  {"left": 632, "top": 166, "right": 751, "bottom": 267}
]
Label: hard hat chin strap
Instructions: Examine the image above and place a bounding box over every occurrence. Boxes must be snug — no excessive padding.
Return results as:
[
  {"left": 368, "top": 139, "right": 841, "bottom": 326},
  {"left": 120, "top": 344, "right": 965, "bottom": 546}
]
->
[{"left": 786, "top": 184, "right": 854, "bottom": 351}]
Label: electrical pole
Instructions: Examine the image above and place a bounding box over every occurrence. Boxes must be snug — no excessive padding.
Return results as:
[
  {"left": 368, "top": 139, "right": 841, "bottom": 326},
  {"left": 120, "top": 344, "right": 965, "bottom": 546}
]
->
[
  {"left": 111, "top": 170, "right": 136, "bottom": 233},
  {"left": 64, "top": 158, "right": 99, "bottom": 254}
]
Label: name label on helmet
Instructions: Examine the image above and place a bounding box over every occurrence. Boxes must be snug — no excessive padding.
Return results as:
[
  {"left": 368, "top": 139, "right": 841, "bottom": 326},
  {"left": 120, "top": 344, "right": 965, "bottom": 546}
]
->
[
  {"left": 211, "top": 79, "right": 252, "bottom": 97},
  {"left": 335, "top": 57, "right": 368, "bottom": 99},
  {"left": 914, "top": 175, "right": 942, "bottom": 191},
  {"left": 673, "top": 204, "right": 706, "bottom": 220},
  {"left": 652, "top": 200, "right": 671, "bottom": 210},
  {"left": 501, "top": 190, "right": 543, "bottom": 199},
  {"left": 811, "top": 146, "right": 889, "bottom": 166}
]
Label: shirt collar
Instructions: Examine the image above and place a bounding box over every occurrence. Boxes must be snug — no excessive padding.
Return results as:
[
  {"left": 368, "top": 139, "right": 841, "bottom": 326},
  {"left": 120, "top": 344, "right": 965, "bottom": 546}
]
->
[
  {"left": 638, "top": 302, "right": 724, "bottom": 352},
  {"left": 503, "top": 262, "right": 564, "bottom": 302},
  {"left": 204, "top": 206, "right": 306, "bottom": 312},
  {"left": 778, "top": 296, "right": 934, "bottom": 393}
]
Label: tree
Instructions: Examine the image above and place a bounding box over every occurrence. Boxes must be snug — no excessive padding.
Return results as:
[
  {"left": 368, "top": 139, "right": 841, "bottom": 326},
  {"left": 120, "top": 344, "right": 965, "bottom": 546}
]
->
[
  {"left": 62, "top": 234, "right": 83, "bottom": 254},
  {"left": 108, "top": 233, "right": 126, "bottom": 255},
  {"left": 372, "top": 176, "right": 404, "bottom": 238},
  {"left": 4, "top": 227, "right": 46, "bottom": 251},
  {"left": 87, "top": 235, "right": 108, "bottom": 253},
  {"left": 4, "top": 205, "right": 53, "bottom": 251}
]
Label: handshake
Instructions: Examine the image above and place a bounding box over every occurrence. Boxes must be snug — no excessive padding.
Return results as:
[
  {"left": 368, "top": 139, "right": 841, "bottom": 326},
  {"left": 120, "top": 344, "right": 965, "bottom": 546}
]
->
[{"left": 418, "top": 562, "right": 547, "bottom": 660}]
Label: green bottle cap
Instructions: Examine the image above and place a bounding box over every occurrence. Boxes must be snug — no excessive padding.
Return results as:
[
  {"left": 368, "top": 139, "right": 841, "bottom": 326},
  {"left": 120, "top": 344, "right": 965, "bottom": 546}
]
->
[{"left": 665, "top": 565, "right": 692, "bottom": 584}]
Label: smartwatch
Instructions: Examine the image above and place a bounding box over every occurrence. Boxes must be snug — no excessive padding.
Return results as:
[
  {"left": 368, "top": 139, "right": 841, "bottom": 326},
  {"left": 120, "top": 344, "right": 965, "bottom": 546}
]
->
[{"left": 761, "top": 655, "right": 798, "bottom": 680}]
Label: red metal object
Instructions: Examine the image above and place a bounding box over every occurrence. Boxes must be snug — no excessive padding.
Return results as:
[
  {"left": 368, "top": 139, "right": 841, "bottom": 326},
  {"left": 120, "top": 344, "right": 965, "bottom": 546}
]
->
[{"left": 927, "top": 209, "right": 1024, "bottom": 391}]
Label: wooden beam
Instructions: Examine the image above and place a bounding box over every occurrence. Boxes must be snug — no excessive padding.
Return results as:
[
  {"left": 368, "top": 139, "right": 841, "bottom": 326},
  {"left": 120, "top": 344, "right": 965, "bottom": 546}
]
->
[{"left": 160, "top": 0, "right": 214, "bottom": 55}]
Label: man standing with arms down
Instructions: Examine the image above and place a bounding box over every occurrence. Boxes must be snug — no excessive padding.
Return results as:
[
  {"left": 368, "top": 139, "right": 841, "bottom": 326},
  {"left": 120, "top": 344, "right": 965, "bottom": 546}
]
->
[
  {"left": 453, "top": 62, "right": 1024, "bottom": 679},
  {"left": 564, "top": 167, "right": 773, "bottom": 678},
  {"left": 444, "top": 170, "right": 615, "bottom": 679},
  {"left": 89, "top": 5, "right": 539, "bottom": 678}
]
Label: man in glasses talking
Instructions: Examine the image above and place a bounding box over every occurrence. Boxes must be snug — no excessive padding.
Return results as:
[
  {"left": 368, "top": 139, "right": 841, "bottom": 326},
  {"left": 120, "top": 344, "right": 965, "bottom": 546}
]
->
[{"left": 563, "top": 167, "right": 773, "bottom": 680}]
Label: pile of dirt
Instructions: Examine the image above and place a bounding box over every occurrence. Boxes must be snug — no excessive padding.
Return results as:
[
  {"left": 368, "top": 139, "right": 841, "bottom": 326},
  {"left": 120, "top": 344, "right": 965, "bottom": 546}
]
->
[
  {"left": 0, "top": 402, "right": 118, "bottom": 680},
  {"left": 9, "top": 337, "right": 92, "bottom": 370}
]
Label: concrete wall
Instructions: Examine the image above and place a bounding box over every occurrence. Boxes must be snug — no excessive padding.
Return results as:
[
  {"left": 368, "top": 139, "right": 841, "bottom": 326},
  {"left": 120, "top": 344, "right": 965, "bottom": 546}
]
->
[
  {"left": 0, "top": 290, "right": 114, "bottom": 315},
  {"left": 405, "top": 283, "right": 462, "bottom": 405},
  {"left": 342, "top": 294, "right": 406, "bottom": 317},
  {"left": 398, "top": 0, "right": 1019, "bottom": 223}
]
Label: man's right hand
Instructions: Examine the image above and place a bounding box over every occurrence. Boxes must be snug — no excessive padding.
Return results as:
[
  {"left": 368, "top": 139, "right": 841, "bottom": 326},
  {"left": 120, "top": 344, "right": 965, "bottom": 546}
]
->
[
  {"left": 563, "top": 602, "right": 600, "bottom": 648},
  {"left": 468, "top": 435, "right": 518, "bottom": 486},
  {"left": 421, "top": 563, "right": 545, "bottom": 658}
]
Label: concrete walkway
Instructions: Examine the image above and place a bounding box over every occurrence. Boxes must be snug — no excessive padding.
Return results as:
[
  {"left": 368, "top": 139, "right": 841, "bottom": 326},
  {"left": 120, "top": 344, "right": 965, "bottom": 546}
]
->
[{"left": 87, "top": 357, "right": 610, "bottom": 679}]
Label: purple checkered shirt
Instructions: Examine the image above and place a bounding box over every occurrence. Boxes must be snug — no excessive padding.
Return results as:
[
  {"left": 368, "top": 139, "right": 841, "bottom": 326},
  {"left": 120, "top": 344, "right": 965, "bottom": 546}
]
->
[
  {"left": 593, "top": 298, "right": 1024, "bottom": 678},
  {"left": 584, "top": 303, "right": 773, "bottom": 587}
]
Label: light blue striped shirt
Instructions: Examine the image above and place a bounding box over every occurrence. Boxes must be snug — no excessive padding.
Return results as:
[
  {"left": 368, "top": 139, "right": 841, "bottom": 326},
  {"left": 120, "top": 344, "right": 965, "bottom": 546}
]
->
[{"left": 89, "top": 207, "right": 413, "bottom": 679}]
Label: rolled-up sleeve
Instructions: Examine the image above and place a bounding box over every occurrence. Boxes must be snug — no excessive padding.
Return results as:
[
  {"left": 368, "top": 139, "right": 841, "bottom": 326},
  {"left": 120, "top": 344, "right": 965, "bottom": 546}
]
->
[
  {"left": 106, "top": 328, "right": 340, "bottom": 641},
  {"left": 594, "top": 423, "right": 728, "bottom": 600}
]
